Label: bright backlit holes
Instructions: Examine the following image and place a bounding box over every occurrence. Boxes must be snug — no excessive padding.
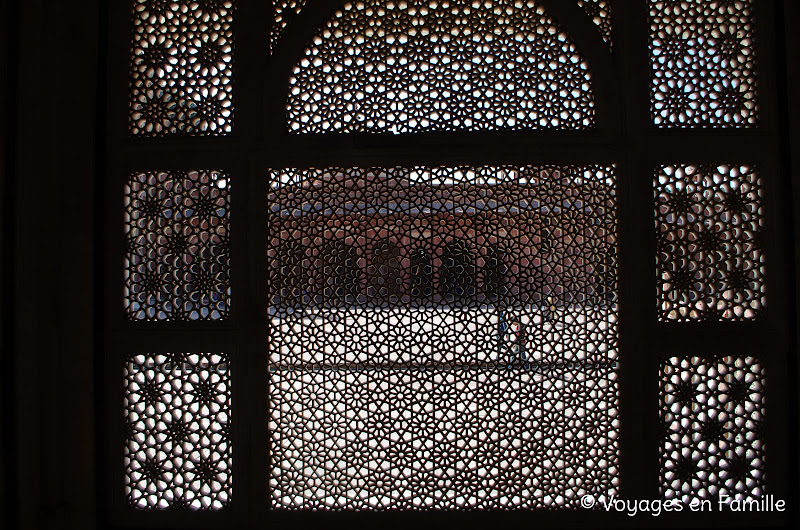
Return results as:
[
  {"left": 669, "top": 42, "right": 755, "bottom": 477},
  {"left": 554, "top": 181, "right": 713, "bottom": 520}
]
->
[
  {"left": 654, "top": 164, "right": 764, "bottom": 321},
  {"left": 125, "top": 170, "right": 231, "bottom": 321},
  {"left": 267, "top": 165, "right": 619, "bottom": 508},
  {"left": 269, "top": 0, "right": 308, "bottom": 52},
  {"left": 287, "top": 0, "right": 596, "bottom": 133},
  {"left": 124, "top": 352, "right": 232, "bottom": 510},
  {"left": 649, "top": 0, "right": 758, "bottom": 127},
  {"left": 130, "top": 0, "right": 234, "bottom": 136},
  {"left": 660, "top": 355, "right": 765, "bottom": 502},
  {"left": 577, "top": 0, "right": 613, "bottom": 48}
]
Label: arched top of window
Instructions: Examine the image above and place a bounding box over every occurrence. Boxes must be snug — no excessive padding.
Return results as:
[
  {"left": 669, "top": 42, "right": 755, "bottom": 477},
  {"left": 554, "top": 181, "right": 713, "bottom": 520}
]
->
[
  {"left": 271, "top": 1, "right": 614, "bottom": 52},
  {"left": 286, "top": 0, "right": 596, "bottom": 134}
]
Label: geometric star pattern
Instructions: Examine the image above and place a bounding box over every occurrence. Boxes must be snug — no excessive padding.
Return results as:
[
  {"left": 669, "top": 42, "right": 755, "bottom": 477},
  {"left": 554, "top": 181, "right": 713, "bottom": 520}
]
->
[
  {"left": 270, "top": 366, "right": 619, "bottom": 509},
  {"left": 649, "top": 0, "right": 758, "bottom": 127},
  {"left": 287, "top": 0, "right": 596, "bottom": 133},
  {"left": 577, "top": 0, "right": 613, "bottom": 48},
  {"left": 268, "top": 165, "right": 618, "bottom": 508},
  {"left": 130, "top": 0, "right": 234, "bottom": 136},
  {"left": 660, "top": 355, "right": 765, "bottom": 503},
  {"left": 272, "top": 1, "right": 613, "bottom": 54},
  {"left": 125, "top": 170, "right": 231, "bottom": 321},
  {"left": 654, "top": 164, "right": 764, "bottom": 321},
  {"left": 269, "top": 0, "right": 307, "bottom": 52},
  {"left": 124, "top": 352, "right": 232, "bottom": 510}
]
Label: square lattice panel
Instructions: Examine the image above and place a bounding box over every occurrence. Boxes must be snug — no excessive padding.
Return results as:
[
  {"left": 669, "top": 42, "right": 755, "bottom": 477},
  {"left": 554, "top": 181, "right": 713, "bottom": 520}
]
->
[
  {"left": 660, "top": 355, "right": 766, "bottom": 502},
  {"left": 268, "top": 165, "right": 619, "bottom": 509},
  {"left": 124, "top": 352, "right": 232, "bottom": 510},
  {"left": 654, "top": 164, "right": 765, "bottom": 321}
]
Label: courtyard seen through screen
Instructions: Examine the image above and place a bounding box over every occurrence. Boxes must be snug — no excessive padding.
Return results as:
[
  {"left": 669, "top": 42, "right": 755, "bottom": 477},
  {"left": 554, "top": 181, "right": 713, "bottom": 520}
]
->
[
  {"left": 118, "top": 0, "right": 773, "bottom": 514},
  {"left": 267, "top": 165, "right": 620, "bottom": 508}
]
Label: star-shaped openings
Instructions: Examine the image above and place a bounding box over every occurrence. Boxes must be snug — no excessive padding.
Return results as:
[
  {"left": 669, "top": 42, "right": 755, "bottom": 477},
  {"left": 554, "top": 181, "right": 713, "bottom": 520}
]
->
[
  {"left": 267, "top": 165, "right": 619, "bottom": 508},
  {"left": 125, "top": 352, "right": 232, "bottom": 510},
  {"left": 577, "top": 0, "right": 613, "bottom": 48},
  {"left": 654, "top": 164, "right": 764, "bottom": 321},
  {"left": 269, "top": 0, "right": 307, "bottom": 52},
  {"left": 268, "top": 165, "right": 617, "bottom": 367},
  {"left": 649, "top": 0, "right": 758, "bottom": 127},
  {"left": 125, "top": 170, "right": 231, "bottom": 321},
  {"left": 130, "top": 0, "right": 234, "bottom": 135},
  {"left": 660, "top": 355, "right": 765, "bottom": 503},
  {"left": 270, "top": 366, "right": 619, "bottom": 509},
  {"left": 287, "top": 0, "right": 595, "bottom": 133}
]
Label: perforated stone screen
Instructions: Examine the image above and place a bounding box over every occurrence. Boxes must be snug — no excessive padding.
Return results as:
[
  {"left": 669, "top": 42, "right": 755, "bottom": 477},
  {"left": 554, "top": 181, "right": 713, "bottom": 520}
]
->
[
  {"left": 124, "top": 352, "right": 232, "bottom": 510},
  {"left": 130, "top": 0, "right": 235, "bottom": 136},
  {"left": 648, "top": 0, "right": 758, "bottom": 127},
  {"left": 577, "top": 0, "right": 613, "bottom": 48},
  {"left": 287, "top": 0, "right": 596, "bottom": 133},
  {"left": 270, "top": 0, "right": 307, "bottom": 52},
  {"left": 268, "top": 165, "right": 619, "bottom": 508},
  {"left": 272, "top": 1, "right": 613, "bottom": 52},
  {"left": 660, "top": 355, "right": 765, "bottom": 502},
  {"left": 125, "top": 169, "right": 231, "bottom": 321},
  {"left": 654, "top": 164, "right": 764, "bottom": 321}
]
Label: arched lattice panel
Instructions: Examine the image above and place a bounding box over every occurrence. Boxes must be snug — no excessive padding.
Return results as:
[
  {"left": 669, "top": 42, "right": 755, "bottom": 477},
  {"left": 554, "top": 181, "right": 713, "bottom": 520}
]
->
[
  {"left": 129, "top": 0, "right": 235, "bottom": 136},
  {"left": 125, "top": 169, "right": 231, "bottom": 321},
  {"left": 286, "top": 0, "right": 596, "bottom": 133},
  {"left": 124, "top": 352, "right": 233, "bottom": 510},
  {"left": 577, "top": 0, "right": 613, "bottom": 48},
  {"left": 654, "top": 164, "right": 765, "bottom": 321},
  {"left": 267, "top": 165, "right": 619, "bottom": 509},
  {"left": 271, "top": 1, "right": 612, "bottom": 52},
  {"left": 660, "top": 355, "right": 765, "bottom": 502},
  {"left": 649, "top": 0, "right": 758, "bottom": 128}
]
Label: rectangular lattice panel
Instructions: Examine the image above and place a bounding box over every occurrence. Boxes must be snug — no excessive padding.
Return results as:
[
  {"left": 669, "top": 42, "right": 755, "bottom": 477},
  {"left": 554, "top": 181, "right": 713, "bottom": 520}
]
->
[
  {"left": 130, "top": 0, "right": 234, "bottom": 136},
  {"left": 125, "top": 169, "right": 231, "bottom": 321},
  {"left": 271, "top": 366, "right": 619, "bottom": 509},
  {"left": 648, "top": 0, "right": 758, "bottom": 127},
  {"left": 124, "top": 352, "right": 232, "bottom": 510},
  {"left": 654, "top": 164, "right": 764, "bottom": 321},
  {"left": 660, "top": 355, "right": 765, "bottom": 502},
  {"left": 268, "top": 165, "right": 619, "bottom": 509}
]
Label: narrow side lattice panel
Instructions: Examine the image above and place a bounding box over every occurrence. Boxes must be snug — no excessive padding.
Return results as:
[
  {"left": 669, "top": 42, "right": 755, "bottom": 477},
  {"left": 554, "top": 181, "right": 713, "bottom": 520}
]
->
[
  {"left": 130, "top": 0, "right": 235, "bottom": 136},
  {"left": 268, "top": 165, "right": 619, "bottom": 509},
  {"left": 654, "top": 164, "right": 764, "bottom": 321},
  {"left": 269, "top": 0, "right": 307, "bottom": 52},
  {"left": 125, "top": 170, "right": 231, "bottom": 321},
  {"left": 649, "top": 0, "right": 758, "bottom": 127},
  {"left": 287, "top": 0, "right": 595, "bottom": 133},
  {"left": 660, "top": 355, "right": 765, "bottom": 502},
  {"left": 125, "top": 352, "right": 232, "bottom": 509},
  {"left": 577, "top": 0, "right": 613, "bottom": 48}
]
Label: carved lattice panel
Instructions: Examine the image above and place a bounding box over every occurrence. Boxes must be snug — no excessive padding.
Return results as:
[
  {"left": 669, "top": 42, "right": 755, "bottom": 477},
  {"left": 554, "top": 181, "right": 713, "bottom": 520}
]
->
[
  {"left": 654, "top": 164, "right": 764, "bottom": 321},
  {"left": 660, "top": 355, "right": 765, "bottom": 502},
  {"left": 130, "top": 0, "right": 234, "bottom": 136},
  {"left": 125, "top": 170, "right": 231, "bottom": 321},
  {"left": 269, "top": 0, "right": 307, "bottom": 52},
  {"left": 577, "top": 0, "right": 613, "bottom": 48},
  {"left": 124, "top": 352, "right": 232, "bottom": 509},
  {"left": 649, "top": 0, "right": 758, "bottom": 127},
  {"left": 287, "top": 0, "right": 596, "bottom": 133},
  {"left": 268, "top": 165, "right": 619, "bottom": 508}
]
